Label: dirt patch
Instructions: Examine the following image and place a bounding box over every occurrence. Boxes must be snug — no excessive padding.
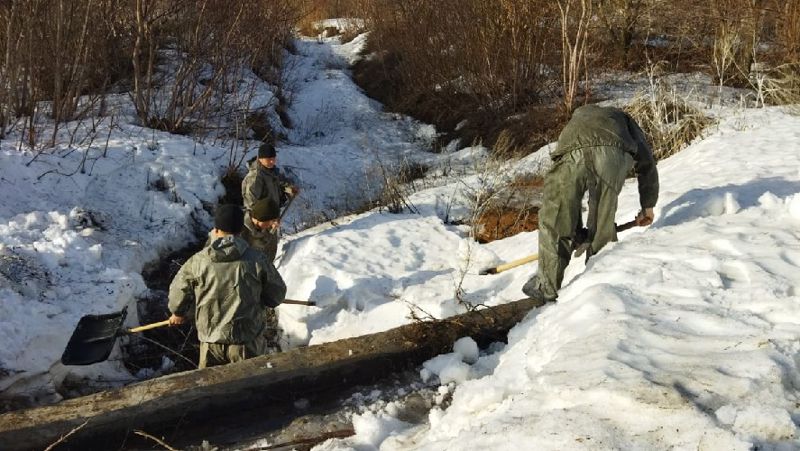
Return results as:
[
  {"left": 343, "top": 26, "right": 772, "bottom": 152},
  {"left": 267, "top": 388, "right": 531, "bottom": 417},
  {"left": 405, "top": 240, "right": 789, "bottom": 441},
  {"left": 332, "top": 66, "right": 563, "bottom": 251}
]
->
[
  {"left": 472, "top": 175, "right": 543, "bottom": 243},
  {"left": 474, "top": 206, "right": 539, "bottom": 244}
]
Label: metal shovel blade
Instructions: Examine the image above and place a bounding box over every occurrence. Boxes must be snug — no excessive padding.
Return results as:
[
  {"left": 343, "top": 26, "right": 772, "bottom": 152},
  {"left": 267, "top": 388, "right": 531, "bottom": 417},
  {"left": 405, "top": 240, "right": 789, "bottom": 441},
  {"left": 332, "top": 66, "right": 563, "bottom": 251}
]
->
[{"left": 61, "top": 309, "right": 128, "bottom": 366}]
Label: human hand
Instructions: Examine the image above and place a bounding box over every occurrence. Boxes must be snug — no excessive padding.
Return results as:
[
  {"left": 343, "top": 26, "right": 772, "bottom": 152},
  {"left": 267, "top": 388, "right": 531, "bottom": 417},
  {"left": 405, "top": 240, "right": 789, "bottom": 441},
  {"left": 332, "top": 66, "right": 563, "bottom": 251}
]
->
[
  {"left": 284, "top": 185, "right": 299, "bottom": 197},
  {"left": 635, "top": 208, "right": 654, "bottom": 226},
  {"left": 169, "top": 314, "right": 186, "bottom": 326}
]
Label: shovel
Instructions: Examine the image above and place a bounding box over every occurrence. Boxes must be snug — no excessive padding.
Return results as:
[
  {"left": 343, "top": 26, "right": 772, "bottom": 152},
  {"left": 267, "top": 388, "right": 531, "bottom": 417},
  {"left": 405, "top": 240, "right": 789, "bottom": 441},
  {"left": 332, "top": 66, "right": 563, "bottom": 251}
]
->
[
  {"left": 61, "top": 308, "right": 169, "bottom": 366},
  {"left": 478, "top": 219, "right": 641, "bottom": 275},
  {"left": 62, "top": 299, "right": 315, "bottom": 365},
  {"left": 283, "top": 299, "right": 316, "bottom": 306},
  {"left": 479, "top": 254, "right": 539, "bottom": 275}
]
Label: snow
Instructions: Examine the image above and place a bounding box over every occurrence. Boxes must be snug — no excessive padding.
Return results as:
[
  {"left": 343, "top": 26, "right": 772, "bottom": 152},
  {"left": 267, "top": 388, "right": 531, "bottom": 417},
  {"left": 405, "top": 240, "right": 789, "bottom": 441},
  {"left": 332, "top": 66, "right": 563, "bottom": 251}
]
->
[
  {"left": 313, "top": 106, "right": 800, "bottom": 450},
  {"left": 1, "top": 29, "right": 800, "bottom": 451}
]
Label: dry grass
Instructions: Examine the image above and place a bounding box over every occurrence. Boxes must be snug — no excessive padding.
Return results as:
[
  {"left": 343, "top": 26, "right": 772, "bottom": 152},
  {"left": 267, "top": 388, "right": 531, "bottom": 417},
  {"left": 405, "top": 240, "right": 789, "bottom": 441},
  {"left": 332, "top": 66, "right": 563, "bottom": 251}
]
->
[
  {"left": 625, "top": 78, "right": 714, "bottom": 160},
  {"left": 763, "top": 63, "right": 800, "bottom": 111}
]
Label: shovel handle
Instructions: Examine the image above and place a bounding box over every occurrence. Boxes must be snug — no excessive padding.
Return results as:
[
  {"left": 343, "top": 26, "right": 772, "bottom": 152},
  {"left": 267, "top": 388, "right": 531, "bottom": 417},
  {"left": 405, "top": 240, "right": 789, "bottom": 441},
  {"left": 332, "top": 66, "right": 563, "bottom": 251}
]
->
[
  {"left": 615, "top": 219, "right": 638, "bottom": 232},
  {"left": 480, "top": 254, "right": 539, "bottom": 275},
  {"left": 128, "top": 320, "right": 171, "bottom": 334},
  {"left": 283, "top": 299, "right": 316, "bottom": 306}
]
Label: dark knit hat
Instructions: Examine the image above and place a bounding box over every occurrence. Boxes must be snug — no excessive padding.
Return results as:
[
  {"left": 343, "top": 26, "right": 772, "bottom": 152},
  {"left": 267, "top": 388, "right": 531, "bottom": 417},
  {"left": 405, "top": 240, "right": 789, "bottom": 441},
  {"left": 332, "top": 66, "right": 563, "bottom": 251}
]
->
[
  {"left": 252, "top": 198, "right": 280, "bottom": 221},
  {"left": 214, "top": 204, "right": 244, "bottom": 234},
  {"left": 258, "top": 142, "right": 276, "bottom": 158}
]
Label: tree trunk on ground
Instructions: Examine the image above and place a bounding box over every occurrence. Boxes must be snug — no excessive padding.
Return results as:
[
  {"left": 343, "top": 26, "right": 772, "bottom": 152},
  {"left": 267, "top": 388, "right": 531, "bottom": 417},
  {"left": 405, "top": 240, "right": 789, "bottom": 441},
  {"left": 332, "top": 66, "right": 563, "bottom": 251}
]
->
[{"left": 0, "top": 298, "right": 545, "bottom": 451}]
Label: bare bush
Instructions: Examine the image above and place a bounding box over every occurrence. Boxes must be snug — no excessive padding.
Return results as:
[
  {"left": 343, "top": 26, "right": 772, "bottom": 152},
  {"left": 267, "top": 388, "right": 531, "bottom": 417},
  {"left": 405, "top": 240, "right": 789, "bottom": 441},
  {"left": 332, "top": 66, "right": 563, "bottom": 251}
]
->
[
  {"left": 594, "top": 0, "right": 648, "bottom": 67},
  {"left": 625, "top": 70, "right": 715, "bottom": 160},
  {"left": 762, "top": 63, "right": 800, "bottom": 110},
  {"left": 354, "top": 0, "right": 561, "bottom": 151},
  {"left": 131, "top": 0, "right": 298, "bottom": 134},
  {"left": 557, "top": 0, "right": 592, "bottom": 115},
  {"left": 0, "top": 0, "right": 132, "bottom": 144},
  {"left": 775, "top": 0, "right": 800, "bottom": 63},
  {"left": 0, "top": 0, "right": 298, "bottom": 149}
]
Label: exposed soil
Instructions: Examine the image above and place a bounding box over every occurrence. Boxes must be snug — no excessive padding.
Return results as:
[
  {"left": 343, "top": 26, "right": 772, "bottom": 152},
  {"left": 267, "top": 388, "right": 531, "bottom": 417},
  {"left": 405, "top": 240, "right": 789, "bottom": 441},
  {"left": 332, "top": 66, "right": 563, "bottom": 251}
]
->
[
  {"left": 473, "top": 176, "right": 544, "bottom": 243},
  {"left": 475, "top": 206, "right": 539, "bottom": 243}
]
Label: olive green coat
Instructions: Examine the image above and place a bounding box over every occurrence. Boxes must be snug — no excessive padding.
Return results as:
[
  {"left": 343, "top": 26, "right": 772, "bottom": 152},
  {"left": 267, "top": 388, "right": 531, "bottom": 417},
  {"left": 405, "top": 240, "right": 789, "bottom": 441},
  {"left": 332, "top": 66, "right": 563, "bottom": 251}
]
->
[
  {"left": 531, "top": 105, "right": 659, "bottom": 299},
  {"left": 241, "top": 160, "right": 291, "bottom": 213},
  {"left": 168, "top": 235, "right": 286, "bottom": 345},
  {"left": 241, "top": 210, "right": 279, "bottom": 262}
]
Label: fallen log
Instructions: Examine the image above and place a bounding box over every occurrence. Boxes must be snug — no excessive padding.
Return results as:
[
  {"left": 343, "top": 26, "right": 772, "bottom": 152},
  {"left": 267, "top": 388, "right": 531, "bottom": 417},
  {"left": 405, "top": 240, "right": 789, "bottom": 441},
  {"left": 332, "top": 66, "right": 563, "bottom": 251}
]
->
[{"left": 0, "top": 297, "right": 544, "bottom": 451}]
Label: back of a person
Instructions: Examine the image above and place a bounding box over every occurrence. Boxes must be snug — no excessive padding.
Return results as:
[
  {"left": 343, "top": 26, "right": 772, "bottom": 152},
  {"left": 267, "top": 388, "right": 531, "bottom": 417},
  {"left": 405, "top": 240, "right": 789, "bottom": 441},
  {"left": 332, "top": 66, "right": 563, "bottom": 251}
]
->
[
  {"left": 190, "top": 236, "right": 267, "bottom": 344},
  {"left": 554, "top": 104, "right": 638, "bottom": 158}
]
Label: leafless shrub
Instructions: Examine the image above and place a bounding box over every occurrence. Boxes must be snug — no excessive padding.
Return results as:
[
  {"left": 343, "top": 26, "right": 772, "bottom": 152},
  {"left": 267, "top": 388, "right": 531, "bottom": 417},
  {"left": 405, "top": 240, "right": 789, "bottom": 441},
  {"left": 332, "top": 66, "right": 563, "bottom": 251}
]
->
[
  {"left": 594, "top": 0, "right": 648, "bottom": 67},
  {"left": 0, "top": 0, "right": 298, "bottom": 151},
  {"left": 775, "top": 0, "right": 800, "bottom": 63},
  {"left": 0, "top": 0, "right": 131, "bottom": 145},
  {"left": 354, "top": 0, "right": 561, "bottom": 150},
  {"left": 762, "top": 63, "right": 800, "bottom": 111},
  {"left": 131, "top": 0, "right": 298, "bottom": 135},
  {"left": 625, "top": 70, "right": 715, "bottom": 160},
  {"left": 373, "top": 159, "right": 421, "bottom": 215},
  {"left": 557, "top": 0, "right": 592, "bottom": 115}
]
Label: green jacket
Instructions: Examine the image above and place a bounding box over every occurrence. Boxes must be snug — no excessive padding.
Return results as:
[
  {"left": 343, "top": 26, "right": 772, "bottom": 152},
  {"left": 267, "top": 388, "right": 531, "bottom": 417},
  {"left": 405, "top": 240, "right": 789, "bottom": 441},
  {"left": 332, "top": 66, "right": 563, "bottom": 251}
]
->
[
  {"left": 242, "top": 160, "right": 291, "bottom": 212},
  {"left": 553, "top": 104, "right": 659, "bottom": 208},
  {"left": 241, "top": 210, "right": 279, "bottom": 261},
  {"left": 168, "top": 235, "right": 286, "bottom": 344}
]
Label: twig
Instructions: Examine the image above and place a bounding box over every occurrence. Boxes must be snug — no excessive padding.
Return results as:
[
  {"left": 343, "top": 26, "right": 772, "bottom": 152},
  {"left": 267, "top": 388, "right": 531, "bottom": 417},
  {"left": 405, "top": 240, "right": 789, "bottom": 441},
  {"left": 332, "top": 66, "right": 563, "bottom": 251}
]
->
[
  {"left": 134, "top": 429, "right": 179, "bottom": 451},
  {"left": 133, "top": 333, "right": 198, "bottom": 369},
  {"left": 43, "top": 420, "right": 89, "bottom": 451},
  {"left": 258, "top": 428, "right": 355, "bottom": 450}
]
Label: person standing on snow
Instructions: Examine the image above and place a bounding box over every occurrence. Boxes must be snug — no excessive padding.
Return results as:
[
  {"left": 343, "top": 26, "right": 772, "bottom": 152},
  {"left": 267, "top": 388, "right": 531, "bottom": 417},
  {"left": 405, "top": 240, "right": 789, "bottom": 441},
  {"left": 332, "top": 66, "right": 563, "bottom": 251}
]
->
[
  {"left": 522, "top": 104, "right": 659, "bottom": 303},
  {"left": 241, "top": 141, "right": 299, "bottom": 260},
  {"left": 168, "top": 204, "right": 286, "bottom": 368},
  {"left": 241, "top": 197, "right": 282, "bottom": 263}
]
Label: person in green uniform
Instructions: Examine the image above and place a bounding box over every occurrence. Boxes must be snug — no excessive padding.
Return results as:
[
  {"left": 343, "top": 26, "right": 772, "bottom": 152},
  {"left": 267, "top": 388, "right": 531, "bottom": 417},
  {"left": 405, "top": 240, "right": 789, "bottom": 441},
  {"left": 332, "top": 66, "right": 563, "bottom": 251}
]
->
[
  {"left": 241, "top": 197, "right": 281, "bottom": 264},
  {"left": 241, "top": 142, "right": 299, "bottom": 261},
  {"left": 522, "top": 104, "right": 659, "bottom": 303},
  {"left": 168, "top": 204, "right": 286, "bottom": 368}
]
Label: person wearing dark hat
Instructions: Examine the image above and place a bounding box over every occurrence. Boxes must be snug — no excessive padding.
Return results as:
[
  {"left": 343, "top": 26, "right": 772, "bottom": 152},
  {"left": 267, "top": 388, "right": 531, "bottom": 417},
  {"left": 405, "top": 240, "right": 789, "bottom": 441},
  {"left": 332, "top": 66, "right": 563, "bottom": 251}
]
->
[
  {"left": 241, "top": 197, "right": 281, "bottom": 262},
  {"left": 241, "top": 142, "right": 299, "bottom": 259},
  {"left": 167, "top": 204, "right": 286, "bottom": 368}
]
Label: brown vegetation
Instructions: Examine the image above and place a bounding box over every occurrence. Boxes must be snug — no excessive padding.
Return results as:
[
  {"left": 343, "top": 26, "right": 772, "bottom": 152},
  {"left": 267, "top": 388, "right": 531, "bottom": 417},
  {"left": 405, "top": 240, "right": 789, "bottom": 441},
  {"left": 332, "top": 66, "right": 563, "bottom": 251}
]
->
[
  {"left": 0, "top": 0, "right": 298, "bottom": 146},
  {"left": 346, "top": 0, "right": 800, "bottom": 157}
]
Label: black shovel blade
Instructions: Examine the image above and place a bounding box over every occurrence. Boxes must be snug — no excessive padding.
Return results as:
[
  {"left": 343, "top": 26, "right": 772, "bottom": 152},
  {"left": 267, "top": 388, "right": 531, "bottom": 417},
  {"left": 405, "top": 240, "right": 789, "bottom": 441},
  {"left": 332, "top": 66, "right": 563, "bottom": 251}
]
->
[{"left": 61, "top": 308, "right": 127, "bottom": 366}]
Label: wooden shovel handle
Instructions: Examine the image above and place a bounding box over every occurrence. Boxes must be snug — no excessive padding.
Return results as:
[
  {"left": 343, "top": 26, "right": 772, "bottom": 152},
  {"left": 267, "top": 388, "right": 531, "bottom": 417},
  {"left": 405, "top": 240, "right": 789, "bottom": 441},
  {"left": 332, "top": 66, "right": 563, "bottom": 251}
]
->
[
  {"left": 128, "top": 320, "right": 171, "bottom": 334},
  {"left": 283, "top": 299, "right": 316, "bottom": 306},
  {"left": 615, "top": 219, "right": 638, "bottom": 232},
  {"left": 125, "top": 302, "right": 312, "bottom": 335},
  {"left": 481, "top": 254, "right": 539, "bottom": 275}
]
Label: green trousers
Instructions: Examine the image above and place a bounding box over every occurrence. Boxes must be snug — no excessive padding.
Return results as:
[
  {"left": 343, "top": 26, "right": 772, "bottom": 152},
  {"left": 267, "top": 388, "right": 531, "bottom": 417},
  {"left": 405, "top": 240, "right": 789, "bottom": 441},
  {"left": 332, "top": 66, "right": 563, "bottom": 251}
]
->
[
  {"left": 199, "top": 335, "right": 267, "bottom": 368},
  {"left": 241, "top": 225, "right": 279, "bottom": 262},
  {"left": 532, "top": 146, "right": 634, "bottom": 299}
]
